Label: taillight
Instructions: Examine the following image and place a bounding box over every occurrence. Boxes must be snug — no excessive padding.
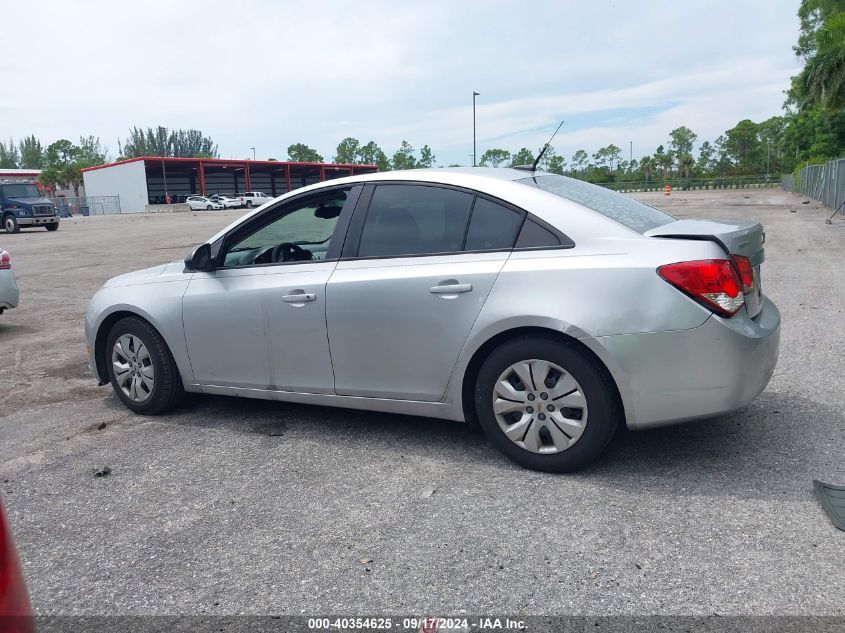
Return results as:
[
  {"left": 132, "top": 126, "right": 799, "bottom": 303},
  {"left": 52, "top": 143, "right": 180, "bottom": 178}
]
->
[
  {"left": 658, "top": 259, "right": 745, "bottom": 318},
  {"left": 0, "top": 251, "right": 9, "bottom": 270},
  {"left": 732, "top": 255, "right": 754, "bottom": 294}
]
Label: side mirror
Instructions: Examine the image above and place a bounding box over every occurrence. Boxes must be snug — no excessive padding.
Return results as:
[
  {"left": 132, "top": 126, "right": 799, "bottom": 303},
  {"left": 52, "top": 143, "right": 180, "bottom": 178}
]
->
[
  {"left": 314, "top": 205, "right": 342, "bottom": 219},
  {"left": 184, "top": 243, "right": 213, "bottom": 271}
]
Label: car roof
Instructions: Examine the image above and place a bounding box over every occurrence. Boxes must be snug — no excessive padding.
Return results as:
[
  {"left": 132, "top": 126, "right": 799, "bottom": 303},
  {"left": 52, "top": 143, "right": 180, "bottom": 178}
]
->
[
  {"left": 340, "top": 167, "right": 529, "bottom": 185},
  {"left": 206, "top": 167, "right": 643, "bottom": 245}
]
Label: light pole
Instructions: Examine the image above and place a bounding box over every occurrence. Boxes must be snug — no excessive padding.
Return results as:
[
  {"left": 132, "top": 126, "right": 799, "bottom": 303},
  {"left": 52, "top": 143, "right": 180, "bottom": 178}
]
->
[
  {"left": 472, "top": 91, "right": 480, "bottom": 167},
  {"left": 766, "top": 139, "right": 770, "bottom": 181},
  {"left": 250, "top": 147, "right": 256, "bottom": 160},
  {"left": 629, "top": 141, "right": 633, "bottom": 163}
]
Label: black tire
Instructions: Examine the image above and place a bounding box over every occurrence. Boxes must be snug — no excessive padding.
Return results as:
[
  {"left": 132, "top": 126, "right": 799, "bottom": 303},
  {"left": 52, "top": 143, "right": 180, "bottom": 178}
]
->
[
  {"left": 3, "top": 214, "right": 19, "bottom": 234},
  {"left": 45, "top": 222, "right": 59, "bottom": 231},
  {"left": 206, "top": 205, "right": 212, "bottom": 210},
  {"left": 105, "top": 316, "right": 184, "bottom": 415},
  {"left": 245, "top": 201, "right": 253, "bottom": 208},
  {"left": 474, "top": 336, "right": 620, "bottom": 473}
]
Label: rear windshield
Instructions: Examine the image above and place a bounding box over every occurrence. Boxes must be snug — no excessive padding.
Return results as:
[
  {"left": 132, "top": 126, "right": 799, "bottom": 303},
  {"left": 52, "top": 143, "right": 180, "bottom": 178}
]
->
[{"left": 516, "top": 174, "right": 675, "bottom": 234}]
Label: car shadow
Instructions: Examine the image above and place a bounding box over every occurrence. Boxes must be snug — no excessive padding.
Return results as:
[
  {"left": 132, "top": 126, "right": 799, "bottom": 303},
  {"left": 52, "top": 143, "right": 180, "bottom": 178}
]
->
[
  {"left": 153, "top": 389, "right": 840, "bottom": 502},
  {"left": 0, "top": 321, "right": 36, "bottom": 339}
]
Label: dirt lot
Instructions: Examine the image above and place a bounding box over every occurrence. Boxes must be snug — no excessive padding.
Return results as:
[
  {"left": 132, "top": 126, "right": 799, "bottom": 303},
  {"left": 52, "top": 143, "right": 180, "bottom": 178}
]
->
[{"left": 1, "top": 189, "right": 844, "bottom": 617}]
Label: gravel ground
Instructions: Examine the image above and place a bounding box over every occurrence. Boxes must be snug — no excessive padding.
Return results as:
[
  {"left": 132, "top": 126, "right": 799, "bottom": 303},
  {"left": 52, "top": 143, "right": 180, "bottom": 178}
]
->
[{"left": 0, "top": 189, "right": 843, "bottom": 617}]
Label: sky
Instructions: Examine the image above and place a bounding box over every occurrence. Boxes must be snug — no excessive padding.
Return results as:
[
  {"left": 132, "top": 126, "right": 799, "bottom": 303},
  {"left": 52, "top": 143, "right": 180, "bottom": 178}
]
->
[{"left": 0, "top": 0, "right": 802, "bottom": 167}]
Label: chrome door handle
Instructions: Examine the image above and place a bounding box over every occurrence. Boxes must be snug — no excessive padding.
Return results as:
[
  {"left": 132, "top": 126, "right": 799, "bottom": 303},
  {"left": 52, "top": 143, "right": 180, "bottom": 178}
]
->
[
  {"left": 429, "top": 283, "right": 473, "bottom": 294},
  {"left": 282, "top": 293, "right": 316, "bottom": 303}
]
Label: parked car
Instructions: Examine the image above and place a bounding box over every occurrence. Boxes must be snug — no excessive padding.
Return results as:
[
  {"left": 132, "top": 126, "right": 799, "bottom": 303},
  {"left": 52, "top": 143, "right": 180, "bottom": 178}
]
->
[
  {"left": 185, "top": 196, "right": 225, "bottom": 211},
  {"left": 239, "top": 191, "right": 271, "bottom": 208},
  {"left": 1, "top": 182, "right": 59, "bottom": 233},
  {"left": 84, "top": 168, "right": 780, "bottom": 472},
  {"left": 0, "top": 498, "right": 33, "bottom": 625},
  {"left": 210, "top": 195, "right": 242, "bottom": 209},
  {"left": 0, "top": 249, "right": 19, "bottom": 315}
]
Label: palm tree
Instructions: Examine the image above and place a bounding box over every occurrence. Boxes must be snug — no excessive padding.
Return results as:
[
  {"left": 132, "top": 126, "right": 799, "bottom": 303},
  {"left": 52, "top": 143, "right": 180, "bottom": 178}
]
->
[
  {"left": 803, "top": 13, "right": 845, "bottom": 109},
  {"left": 639, "top": 156, "right": 654, "bottom": 182}
]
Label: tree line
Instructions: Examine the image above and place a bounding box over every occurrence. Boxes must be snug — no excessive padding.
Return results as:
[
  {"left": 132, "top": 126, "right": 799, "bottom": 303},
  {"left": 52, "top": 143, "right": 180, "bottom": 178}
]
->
[
  {"left": 477, "top": 118, "right": 788, "bottom": 184},
  {"left": 0, "top": 126, "right": 217, "bottom": 196},
  {"left": 285, "top": 138, "right": 435, "bottom": 171},
  {"left": 0, "top": 135, "right": 108, "bottom": 196}
]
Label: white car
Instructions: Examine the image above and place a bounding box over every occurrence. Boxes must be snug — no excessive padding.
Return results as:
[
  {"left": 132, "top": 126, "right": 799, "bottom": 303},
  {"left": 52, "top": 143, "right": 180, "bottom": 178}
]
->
[
  {"left": 210, "top": 195, "right": 242, "bottom": 209},
  {"left": 0, "top": 249, "right": 19, "bottom": 315},
  {"left": 186, "top": 196, "right": 225, "bottom": 211}
]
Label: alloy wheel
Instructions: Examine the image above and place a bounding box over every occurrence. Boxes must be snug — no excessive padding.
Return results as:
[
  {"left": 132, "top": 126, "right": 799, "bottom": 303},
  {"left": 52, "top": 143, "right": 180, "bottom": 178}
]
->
[
  {"left": 492, "top": 359, "right": 588, "bottom": 454},
  {"left": 111, "top": 334, "right": 155, "bottom": 402}
]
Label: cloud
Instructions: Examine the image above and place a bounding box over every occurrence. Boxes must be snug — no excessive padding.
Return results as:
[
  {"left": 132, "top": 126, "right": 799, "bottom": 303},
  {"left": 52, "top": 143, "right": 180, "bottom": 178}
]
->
[{"left": 0, "top": 0, "right": 801, "bottom": 164}]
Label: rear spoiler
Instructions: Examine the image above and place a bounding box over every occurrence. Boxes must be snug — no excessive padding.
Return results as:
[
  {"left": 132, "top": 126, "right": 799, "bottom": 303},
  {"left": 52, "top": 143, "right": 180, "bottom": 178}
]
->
[{"left": 645, "top": 219, "right": 765, "bottom": 266}]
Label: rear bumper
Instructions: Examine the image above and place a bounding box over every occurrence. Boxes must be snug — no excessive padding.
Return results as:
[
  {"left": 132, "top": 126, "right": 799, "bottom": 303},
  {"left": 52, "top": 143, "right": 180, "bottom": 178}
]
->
[
  {"left": 594, "top": 296, "right": 781, "bottom": 430},
  {"left": 18, "top": 216, "right": 58, "bottom": 226}
]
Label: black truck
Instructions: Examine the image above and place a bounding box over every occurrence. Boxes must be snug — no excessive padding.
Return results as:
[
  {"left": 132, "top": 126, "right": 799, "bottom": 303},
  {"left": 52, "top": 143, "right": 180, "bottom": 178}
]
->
[{"left": 1, "top": 182, "right": 60, "bottom": 233}]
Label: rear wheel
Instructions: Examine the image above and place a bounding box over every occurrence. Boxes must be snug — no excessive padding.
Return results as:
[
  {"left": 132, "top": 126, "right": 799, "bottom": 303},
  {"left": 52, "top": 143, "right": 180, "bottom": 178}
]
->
[
  {"left": 45, "top": 223, "right": 59, "bottom": 231},
  {"left": 245, "top": 201, "right": 253, "bottom": 208},
  {"left": 3, "top": 214, "right": 19, "bottom": 234},
  {"left": 105, "top": 317, "right": 184, "bottom": 414},
  {"left": 474, "top": 337, "right": 619, "bottom": 472}
]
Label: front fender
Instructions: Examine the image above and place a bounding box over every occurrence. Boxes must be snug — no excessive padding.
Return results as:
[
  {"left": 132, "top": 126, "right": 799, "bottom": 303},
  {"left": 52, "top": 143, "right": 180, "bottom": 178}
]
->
[{"left": 86, "top": 281, "right": 196, "bottom": 389}]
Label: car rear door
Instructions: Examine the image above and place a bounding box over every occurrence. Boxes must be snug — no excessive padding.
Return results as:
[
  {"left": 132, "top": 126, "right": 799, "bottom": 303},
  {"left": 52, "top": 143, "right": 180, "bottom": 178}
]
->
[{"left": 325, "top": 183, "right": 525, "bottom": 401}]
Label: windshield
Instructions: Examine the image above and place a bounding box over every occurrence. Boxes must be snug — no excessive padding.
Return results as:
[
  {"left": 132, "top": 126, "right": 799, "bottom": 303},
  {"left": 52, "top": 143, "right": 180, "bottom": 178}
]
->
[
  {"left": 1, "top": 184, "right": 42, "bottom": 199},
  {"left": 517, "top": 174, "right": 675, "bottom": 234}
]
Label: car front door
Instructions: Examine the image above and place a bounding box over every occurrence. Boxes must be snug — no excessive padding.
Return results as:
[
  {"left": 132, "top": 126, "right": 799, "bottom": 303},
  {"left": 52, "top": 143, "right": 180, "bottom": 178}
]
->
[
  {"left": 182, "top": 186, "right": 359, "bottom": 393},
  {"left": 326, "top": 183, "right": 526, "bottom": 402}
]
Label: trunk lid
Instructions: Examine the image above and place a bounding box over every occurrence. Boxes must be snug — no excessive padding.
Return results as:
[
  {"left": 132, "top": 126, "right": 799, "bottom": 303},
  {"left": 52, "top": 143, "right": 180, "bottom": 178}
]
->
[{"left": 645, "top": 219, "right": 765, "bottom": 317}]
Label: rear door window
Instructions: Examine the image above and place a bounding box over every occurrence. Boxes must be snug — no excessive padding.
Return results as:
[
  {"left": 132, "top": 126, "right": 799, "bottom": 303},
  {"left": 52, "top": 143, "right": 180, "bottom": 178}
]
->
[
  {"left": 357, "top": 184, "right": 473, "bottom": 257},
  {"left": 464, "top": 198, "right": 525, "bottom": 251}
]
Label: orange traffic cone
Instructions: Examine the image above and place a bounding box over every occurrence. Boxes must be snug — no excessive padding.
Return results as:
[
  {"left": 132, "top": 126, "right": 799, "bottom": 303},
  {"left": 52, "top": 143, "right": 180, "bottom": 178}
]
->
[{"left": 664, "top": 184, "right": 671, "bottom": 196}]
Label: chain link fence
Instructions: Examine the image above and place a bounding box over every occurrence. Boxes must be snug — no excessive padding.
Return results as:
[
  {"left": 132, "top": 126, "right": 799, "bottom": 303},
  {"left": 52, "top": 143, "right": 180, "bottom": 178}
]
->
[
  {"left": 48, "top": 196, "right": 122, "bottom": 216},
  {"left": 783, "top": 159, "right": 845, "bottom": 216},
  {"left": 600, "top": 175, "right": 779, "bottom": 193}
]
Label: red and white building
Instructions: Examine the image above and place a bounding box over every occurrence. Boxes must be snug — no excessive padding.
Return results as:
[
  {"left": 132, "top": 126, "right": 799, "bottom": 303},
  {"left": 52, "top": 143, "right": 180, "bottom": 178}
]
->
[{"left": 82, "top": 157, "right": 378, "bottom": 213}]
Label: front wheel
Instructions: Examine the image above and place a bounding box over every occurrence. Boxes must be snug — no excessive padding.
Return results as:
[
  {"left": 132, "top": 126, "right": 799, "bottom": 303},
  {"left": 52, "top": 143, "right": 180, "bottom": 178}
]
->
[
  {"left": 474, "top": 337, "right": 620, "bottom": 472},
  {"left": 3, "top": 214, "right": 19, "bottom": 234},
  {"left": 45, "top": 223, "right": 59, "bottom": 231},
  {"left": 105, "top": 316, "right": 184, "bottom": 414},
  {"left": 206, "top": 205, "right": 212, "bottom": 210}
]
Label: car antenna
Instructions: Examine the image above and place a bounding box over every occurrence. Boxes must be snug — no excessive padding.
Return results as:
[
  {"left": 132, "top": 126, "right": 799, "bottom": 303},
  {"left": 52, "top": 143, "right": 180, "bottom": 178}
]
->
[
  {"left": 532, "top": 120, "right": 565, "bottom": 171},
  {"left": 513, "top": 120, "right": 565, "bottom": 172}
]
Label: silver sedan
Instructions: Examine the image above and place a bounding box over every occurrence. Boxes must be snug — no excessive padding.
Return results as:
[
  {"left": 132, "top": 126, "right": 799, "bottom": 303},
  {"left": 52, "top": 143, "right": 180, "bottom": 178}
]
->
[
  {"left": 85, "top": 168, "right": 780, "bottom": 472},
  {"left": 0, "top": 249, "right": 19, "bottom": 315}
]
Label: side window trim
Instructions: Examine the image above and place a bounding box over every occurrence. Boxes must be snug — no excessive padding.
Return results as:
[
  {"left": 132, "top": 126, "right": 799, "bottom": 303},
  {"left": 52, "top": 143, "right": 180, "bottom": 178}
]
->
[
  {"left": 340, "top": 183, "right": 375, "bottom": 260},
  {"left": 215, "top": 185, "right": 361, "bottom": 270},
  {"left": 459, "top": 196, "right": 480, "bottom": 250}
]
